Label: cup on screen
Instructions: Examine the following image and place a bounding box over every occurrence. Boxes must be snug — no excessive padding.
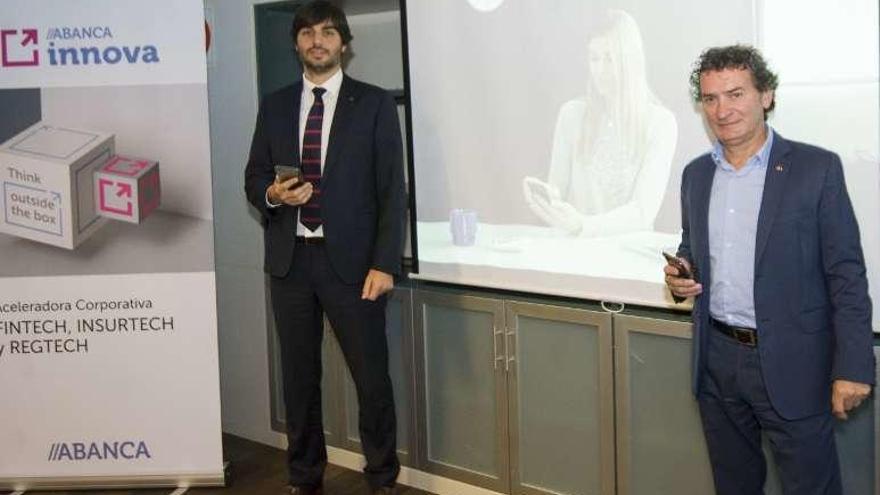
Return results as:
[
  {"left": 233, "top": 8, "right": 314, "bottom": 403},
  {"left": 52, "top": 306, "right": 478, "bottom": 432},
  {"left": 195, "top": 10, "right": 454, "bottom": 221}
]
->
[{"left": 450, "top": 209, "right": 478, "bottom": 246}]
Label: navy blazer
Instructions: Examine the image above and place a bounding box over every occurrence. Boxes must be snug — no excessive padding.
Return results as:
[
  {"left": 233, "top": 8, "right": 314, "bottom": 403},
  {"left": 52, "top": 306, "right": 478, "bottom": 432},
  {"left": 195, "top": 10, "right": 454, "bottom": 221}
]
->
[
  {"left": 244, "top": 75, "right": 406, "bottom": 284},
  {"left": 678, "top": 134, "right": 875, "bottom": 420}
]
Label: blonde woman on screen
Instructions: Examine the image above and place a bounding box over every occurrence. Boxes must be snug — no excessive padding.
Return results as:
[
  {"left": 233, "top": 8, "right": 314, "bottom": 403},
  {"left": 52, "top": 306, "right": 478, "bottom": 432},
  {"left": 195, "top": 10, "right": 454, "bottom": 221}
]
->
[{"left": 523, "top": 10, "right": 677, "bottom": 237}]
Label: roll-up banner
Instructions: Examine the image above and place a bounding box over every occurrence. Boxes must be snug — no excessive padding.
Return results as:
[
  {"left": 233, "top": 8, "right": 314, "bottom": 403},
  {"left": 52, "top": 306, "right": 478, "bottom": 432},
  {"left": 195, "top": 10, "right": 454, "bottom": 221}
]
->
[{"left": 0, "top": 0, "right": 224, "bottom": 490}]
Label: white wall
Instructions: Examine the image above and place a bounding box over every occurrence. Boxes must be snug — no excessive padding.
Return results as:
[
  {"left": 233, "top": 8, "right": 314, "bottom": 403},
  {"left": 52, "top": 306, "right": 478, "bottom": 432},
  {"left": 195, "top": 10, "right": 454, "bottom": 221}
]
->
[
  {"left": 346, "top": 11, "right": 404, "bottom": 90},
  {"left": 206, "top": 0, "right": 283, "bottom": 448}
]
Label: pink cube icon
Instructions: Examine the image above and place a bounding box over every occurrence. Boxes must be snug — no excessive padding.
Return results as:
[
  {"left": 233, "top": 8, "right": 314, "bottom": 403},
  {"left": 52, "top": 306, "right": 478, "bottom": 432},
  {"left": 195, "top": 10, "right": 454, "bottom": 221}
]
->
[{"left": 94, "top": 155, "right": 160, "bottom": 223}]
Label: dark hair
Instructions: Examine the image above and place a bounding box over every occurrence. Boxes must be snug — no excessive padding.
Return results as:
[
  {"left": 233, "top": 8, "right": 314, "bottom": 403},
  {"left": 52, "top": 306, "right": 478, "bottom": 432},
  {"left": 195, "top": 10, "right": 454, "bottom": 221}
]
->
[
  {"left": 689, "top": 44, "right": 778, "bottom": 116},
  {"left": 291, "top": 0, "right": 353, "bottom": 45}
]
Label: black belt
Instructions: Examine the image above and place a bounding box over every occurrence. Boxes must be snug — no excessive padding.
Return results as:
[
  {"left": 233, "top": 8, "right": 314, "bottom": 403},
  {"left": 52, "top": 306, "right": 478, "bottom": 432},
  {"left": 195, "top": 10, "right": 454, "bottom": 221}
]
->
[
  {"left": 295, "top": 236, "right": 325, "bottom": 245},
  {"left": 711, "top": 318, "right": 758, "bottom": 347}
]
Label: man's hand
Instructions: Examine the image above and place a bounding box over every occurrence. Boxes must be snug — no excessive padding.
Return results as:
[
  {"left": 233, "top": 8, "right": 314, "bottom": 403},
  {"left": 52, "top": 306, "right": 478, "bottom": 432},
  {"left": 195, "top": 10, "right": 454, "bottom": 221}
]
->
[
  {"left": 267, "top": 177, "right": 313, "bottom": 206},
  {"left": 663, "top": 259, "right": 703, "bottom": 299},
  {"left": 831, "top": 379, "right": 872, "bottom": 420},
  {"left": 362, "top": 269, "right": 394, "bottom": 301}
]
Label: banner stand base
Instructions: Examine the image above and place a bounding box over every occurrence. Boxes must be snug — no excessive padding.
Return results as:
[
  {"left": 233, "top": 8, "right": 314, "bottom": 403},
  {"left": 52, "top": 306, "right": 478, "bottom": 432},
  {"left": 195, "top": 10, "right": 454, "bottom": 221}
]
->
[
  {"left": 223, "top": 460, "right": 232, "bottom": 486},
  {"left": 0, "top": 472, "right": 226, "bottom": 492},
  {"left": 11, "top": 488, "right": 193, "bottom": 495}
]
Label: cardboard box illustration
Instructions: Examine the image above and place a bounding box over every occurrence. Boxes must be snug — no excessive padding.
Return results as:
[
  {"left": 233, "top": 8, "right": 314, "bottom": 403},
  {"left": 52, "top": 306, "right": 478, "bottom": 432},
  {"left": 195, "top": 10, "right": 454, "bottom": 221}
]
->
[
  {"left": 0, "top": 123, "right": 114, "bottom": 249},
  {"left": 94, "top": 155, "right": 160, "bottom": 223}
]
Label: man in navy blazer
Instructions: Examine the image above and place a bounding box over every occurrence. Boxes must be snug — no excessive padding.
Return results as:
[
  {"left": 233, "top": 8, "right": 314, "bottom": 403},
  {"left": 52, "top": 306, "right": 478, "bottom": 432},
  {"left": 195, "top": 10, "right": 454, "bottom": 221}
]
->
[
  {"left": 666, "top": 45, "right": 874, "bottom": 494},
  {"left": 244, "top": 2, "right": 405, "bottom": 494}
]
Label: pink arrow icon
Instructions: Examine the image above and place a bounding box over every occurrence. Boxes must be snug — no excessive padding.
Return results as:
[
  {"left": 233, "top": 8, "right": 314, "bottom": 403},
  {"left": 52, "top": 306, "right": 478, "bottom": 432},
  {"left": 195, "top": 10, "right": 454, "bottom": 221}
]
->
[
  {"left": 20, "top": 29, "right": 37, "bottom": 46},
  {"left": 1, "top": 28, "right": 39, "bottom": 67},
  {"left": 98, "top": 178, "right": 134, "bottom": 216},
  {"left": 116, "top": 183, "right": 132, "bottom": 198}
]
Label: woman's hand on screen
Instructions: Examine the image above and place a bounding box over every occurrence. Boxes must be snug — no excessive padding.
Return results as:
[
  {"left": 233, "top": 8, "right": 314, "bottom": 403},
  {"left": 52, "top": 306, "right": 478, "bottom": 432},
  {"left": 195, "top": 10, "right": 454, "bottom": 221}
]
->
[
  {"left": 528, "top": 193, "right": 583, "bottom": 235},
  {"left": 524, "top": 177, "right": 578, "bottom": 231}
]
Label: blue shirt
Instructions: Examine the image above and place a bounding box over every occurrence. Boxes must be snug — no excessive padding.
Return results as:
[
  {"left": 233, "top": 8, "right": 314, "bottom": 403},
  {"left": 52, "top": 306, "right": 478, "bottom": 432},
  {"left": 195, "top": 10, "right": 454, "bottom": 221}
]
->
[{"left": 708, "top": 129, "right": 774, "bottom": 328}]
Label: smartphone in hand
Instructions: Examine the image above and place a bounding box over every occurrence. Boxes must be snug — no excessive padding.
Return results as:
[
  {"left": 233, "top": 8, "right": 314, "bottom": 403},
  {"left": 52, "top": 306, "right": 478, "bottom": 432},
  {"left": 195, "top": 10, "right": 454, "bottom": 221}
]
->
[
  {"left": 662, "top": 251, "right": 695, "bottom": 304},
  {"left": 274, "top": 165, "right": 305, "bottom": 189},
  {"left": 662, "top": 251, "right": 693, "bottom": 280}
]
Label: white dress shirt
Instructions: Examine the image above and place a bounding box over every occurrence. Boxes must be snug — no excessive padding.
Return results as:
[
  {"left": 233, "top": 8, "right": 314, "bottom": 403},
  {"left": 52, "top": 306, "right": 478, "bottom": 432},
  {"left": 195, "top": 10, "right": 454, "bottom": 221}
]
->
[{"left": 266, "top": 68, "right": 343, "bottom": 238}]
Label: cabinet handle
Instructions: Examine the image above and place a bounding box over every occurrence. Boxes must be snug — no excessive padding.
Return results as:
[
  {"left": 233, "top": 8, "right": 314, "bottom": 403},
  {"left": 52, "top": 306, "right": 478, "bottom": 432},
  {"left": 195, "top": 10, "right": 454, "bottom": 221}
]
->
[
  {"left": 493, "top": 325, "right": 504, "bottom": 370},
  {"left": 505, "top": 328, "right": 516, "bottom": 372}
]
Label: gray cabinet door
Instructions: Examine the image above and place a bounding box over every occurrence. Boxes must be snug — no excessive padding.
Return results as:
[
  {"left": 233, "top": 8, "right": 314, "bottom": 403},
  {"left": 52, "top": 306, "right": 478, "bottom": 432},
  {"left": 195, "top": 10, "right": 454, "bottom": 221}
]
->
[
  {"left": 613, "top": 314, "right": 716, "bottom": 495},
  {"left": 613, "top": 314, "right": 787, "bottom": 495},
  {"left": 506, "top": 302, "right": 614, "bottom": 495},
  {"left": 833, "top": 346, "right": 878, "bottom": 494},
  {"left": 413, "top": 290, "right": 509, "bottom": 492},
  {"left": 614, "top": 315, "right": 878, "bottom": 495}
]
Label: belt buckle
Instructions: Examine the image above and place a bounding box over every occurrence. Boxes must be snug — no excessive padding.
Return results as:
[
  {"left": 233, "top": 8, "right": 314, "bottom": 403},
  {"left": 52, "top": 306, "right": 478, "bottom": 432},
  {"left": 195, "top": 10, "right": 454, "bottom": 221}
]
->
[
  {"left": 297, "top": 236, "right": 323, "bottom": 245},
  {"left": 734, "top": 328, "right": 756, "bottom": 346}
]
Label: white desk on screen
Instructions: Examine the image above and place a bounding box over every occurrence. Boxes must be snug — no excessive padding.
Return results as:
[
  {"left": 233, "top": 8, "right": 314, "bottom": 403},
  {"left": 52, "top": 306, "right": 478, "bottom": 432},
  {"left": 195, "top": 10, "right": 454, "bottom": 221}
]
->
[{"left": 416, "top": 221, "right": 682, "bottom": 285}]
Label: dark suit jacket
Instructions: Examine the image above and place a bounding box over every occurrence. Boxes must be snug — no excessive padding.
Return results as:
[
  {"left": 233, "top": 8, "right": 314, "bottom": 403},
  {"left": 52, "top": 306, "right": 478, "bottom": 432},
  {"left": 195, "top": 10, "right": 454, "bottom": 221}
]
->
[
  {"left": 244, "top": 75, "right": 406, "bottom": 284},
  {"left": 679, "top": 133, "right": 875, "bottom": 420}
]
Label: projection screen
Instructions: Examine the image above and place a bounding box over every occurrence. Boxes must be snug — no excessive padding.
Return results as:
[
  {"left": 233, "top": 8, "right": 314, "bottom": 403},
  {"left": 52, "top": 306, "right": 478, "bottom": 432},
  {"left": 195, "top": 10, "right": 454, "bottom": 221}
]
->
[{"left": 404, "top": 0, "right": 880, "bottom": 326}]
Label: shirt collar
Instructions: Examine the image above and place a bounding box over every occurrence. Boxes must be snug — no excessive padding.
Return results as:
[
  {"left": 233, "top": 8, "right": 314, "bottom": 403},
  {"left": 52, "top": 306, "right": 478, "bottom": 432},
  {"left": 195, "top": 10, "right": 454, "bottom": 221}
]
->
[
  {"left": 711, "top": 126, "right": 775, "bottom": 174},
  {"left": 302, "top": 68, "right": 343, "bottom": 98}
]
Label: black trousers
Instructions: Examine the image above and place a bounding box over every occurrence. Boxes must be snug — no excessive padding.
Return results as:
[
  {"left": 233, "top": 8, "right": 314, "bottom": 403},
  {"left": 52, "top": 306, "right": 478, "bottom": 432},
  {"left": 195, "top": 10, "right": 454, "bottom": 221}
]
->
[
  {"left": 270, "top": 243, "right": 399, "bottom": 490},
  {"left": 698, "top": 327, "right": 841, "bottom": 495}
]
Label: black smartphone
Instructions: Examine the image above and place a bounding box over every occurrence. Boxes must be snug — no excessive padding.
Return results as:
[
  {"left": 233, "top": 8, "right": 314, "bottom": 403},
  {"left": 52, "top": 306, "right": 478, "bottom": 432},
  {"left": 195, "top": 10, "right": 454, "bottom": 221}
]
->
[
  {"left": 662, "top": 251, "right": 693, "bottom": 280},
  {"left": 274, "top": 165, "right": 304, "bottom": 189}
]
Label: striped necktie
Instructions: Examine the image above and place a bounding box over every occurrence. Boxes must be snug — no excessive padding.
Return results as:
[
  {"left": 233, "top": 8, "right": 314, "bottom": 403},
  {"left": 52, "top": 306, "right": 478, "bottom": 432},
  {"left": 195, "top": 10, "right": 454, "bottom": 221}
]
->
[{"left": 300, "top": 86, "right": 326, "bottom": 232}]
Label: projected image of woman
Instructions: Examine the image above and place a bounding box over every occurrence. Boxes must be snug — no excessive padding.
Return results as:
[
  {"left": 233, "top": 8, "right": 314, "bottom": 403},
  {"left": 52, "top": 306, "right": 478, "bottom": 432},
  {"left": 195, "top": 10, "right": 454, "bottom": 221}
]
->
[{"left": 523, "top": 10, "right": 677, "bottom": 237}]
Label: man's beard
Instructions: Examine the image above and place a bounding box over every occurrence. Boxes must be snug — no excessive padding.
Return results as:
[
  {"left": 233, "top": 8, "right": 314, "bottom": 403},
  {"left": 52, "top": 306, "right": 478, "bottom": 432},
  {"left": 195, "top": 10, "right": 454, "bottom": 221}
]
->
[{"left": 300, "top": 50, "right": 340, "bottom": 74}]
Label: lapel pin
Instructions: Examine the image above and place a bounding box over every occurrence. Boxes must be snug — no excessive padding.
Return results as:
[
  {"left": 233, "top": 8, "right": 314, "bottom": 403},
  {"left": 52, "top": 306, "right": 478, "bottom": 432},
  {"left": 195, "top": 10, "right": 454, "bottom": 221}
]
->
[
  {"left": 347, "top": 96, "right": 355, "bottom": 102},
  {"left": 774, "top": 163, "right": 784, "bottom": 172}
]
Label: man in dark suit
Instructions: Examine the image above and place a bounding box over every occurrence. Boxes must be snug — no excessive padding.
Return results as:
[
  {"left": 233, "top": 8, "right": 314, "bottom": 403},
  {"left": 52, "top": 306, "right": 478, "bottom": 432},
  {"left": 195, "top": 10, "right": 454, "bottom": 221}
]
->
[
  {"left": 665, "top": 45, "right": 874, "bottom": 494},
  {"left": 244, "top": 2, "right": 405, "bottom": 494}
]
